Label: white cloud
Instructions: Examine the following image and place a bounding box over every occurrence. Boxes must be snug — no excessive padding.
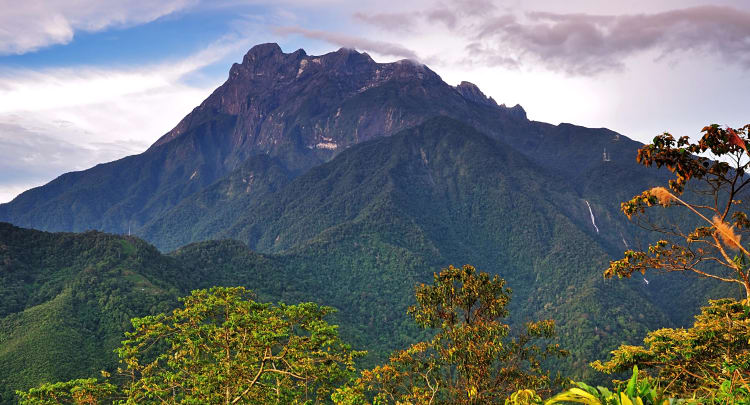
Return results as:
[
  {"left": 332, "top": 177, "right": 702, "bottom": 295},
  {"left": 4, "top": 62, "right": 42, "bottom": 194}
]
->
[
  {"left": 274, "top": 26, "right": 419, "bottom": 60},
  {"left": 0, "top": 0, "right": 198, "bottom": 55},
  {"left": 0, "top": 34, "right": 254, "bottom": 203},
  {"left": 354, "top": 3, "right": 750, "bottom": 75}
]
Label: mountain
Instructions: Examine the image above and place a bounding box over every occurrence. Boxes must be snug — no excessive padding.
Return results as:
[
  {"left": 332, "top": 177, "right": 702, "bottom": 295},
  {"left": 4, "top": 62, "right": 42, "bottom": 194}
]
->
[
  {"left": 159, "top": 117, "right": 738, "bottom": 369},
  {"left": 0, "top": 43, "right": 525, "bottom": 234},
  {"left": 0, "top": 43, "right": 631, "bottom": 241},
  {"left": 0, "top": 43, "right": 742, "bottom": 402},
  {"left": 0, "top": 120, "right": 737, "bottom": 400}
]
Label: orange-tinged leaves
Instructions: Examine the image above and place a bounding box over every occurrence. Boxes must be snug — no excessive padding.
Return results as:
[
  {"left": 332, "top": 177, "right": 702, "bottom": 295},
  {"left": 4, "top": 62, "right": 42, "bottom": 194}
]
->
[{"left": 727, "top": 127, "right": 749, "bottom": 156}]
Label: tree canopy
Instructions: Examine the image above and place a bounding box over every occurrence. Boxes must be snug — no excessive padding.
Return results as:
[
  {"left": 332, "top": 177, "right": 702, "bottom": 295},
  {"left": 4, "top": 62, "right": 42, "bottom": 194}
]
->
[
  {"left": 333, "top": 264, "right": 567, "bottom": 404},
  {"left": 606, "top": 124, "right": 750, "bottom": 299},
  {"left": 596, "top": 124, "right": 750, "bottom": 400},
  {"left": 592, "top": 298, "right": 750, "bottom": 399},
  {"left": 18, "top": 286, "right": 363, "bottom": 404}
]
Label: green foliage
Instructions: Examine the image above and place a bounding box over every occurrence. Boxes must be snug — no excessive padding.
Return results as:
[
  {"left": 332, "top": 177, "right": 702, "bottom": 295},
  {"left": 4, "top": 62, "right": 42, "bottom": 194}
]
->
[
  {"left": 166, "top": 118, "right": 715, "bottom": 381},
  {"left": 505, "top": 389, "right": 543, "bottom": 405},
  {"left": 597, "top": 123, "right": 750, "bottom": 404},
  {"left": 335, "top": 265, "right": 567, "bottom": 404},
  {"left": 119, "top": 286, "right": 363, "bottom": 403},
  {"left": 16, "top": 378, "right": 117, "bottom": 405},
  {"left": 1, "top": 119, "right": 741, "bottom": 402},
  {"left": 592, "top": 299, "right": 750, "bottom": 399},
  {"left": 546, "top": 366, "right": 677, "bottom": 405},
  {"left": 18, "top": 287, "right": 363, "bottom": 404},
  {"left": 607, "top": 124, "right": 750, "bottom": 299},
  {"left": 0, "top": 223, "right": 181, "bottom": 404},
  {"left": 515, "top": 365, "right": 750, "bottom": 404}
]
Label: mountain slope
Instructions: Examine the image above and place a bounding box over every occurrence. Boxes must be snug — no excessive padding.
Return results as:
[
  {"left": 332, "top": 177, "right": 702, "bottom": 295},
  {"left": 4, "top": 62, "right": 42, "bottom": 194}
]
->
[
  {"left": 0, "top": 43, "right": 629, "bottom": 239},
  {"left": 0, "top": 44, "right": 523, "bottom": 234},
  {"left": 0, "top": 223, "right": 182, "bottom": 403},
  {"left": 0, "top": 112, "right": 740, "bottom": 400},
  {"left": 155, "top": 117, "right": 739, "bottom": 376}
]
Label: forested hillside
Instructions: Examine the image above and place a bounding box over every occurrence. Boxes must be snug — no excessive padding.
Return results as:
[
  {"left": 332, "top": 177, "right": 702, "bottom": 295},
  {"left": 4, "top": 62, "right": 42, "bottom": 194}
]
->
[
  {"left": 0, "top": 224, "right": 180, "bottom": 403},
  {"left": 1, "top": 119, "right": 740, "bottom": 403}
]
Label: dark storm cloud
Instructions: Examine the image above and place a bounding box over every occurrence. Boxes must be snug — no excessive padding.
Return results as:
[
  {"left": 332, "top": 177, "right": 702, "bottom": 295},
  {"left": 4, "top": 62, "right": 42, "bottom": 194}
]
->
[
  {"left": 274, "top": 26, "right": 420, "bottom": 60},
  {"left": 355, "top": 4, "right": 750, "bottom": 75}
]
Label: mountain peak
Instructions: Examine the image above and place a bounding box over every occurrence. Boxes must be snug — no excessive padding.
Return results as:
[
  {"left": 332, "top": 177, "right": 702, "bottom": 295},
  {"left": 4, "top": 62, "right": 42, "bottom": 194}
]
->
[
  {"left": 454, "top": 81, "right": 527, "bottom": 119},
  {"left": 505, "top": 104, "right": 527, "bottom": 120},
  {"left": 231, "top": 43, "right": 305, "bottom": 77},
  {"left": 150, "top": 43, "right": 522, "bottom": 155},
  {"left": 455, "top": 81, "right": 498, "bottom": 108},
  {"left": 242, "top": 43, "right": 284, "bottom": 62}
]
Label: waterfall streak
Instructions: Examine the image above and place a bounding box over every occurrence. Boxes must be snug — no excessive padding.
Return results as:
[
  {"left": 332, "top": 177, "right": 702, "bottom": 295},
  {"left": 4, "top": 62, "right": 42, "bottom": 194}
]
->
[{"left": 585, "top": 200, "right": 599, "bottom": 234}]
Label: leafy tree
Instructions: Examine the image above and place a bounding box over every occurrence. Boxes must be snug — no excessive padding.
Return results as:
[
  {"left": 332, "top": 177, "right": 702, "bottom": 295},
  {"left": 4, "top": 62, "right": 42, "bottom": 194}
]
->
[
  {"left": 333, "top": 265, "right": 567, "bottom": 404},
  {"left": 17, "top": 378, "right": 117, "bottom": 405},
  {"left": 591, "top": 299, "right": 750, "bottom": 400},
  {"left": 606, "top": 124, "right": 750, "bottom": 299},
  {"left": 595, "top": 124, "right": 750, "bottom": 400},
  {"left": 18, "top": 287, "right": 363, "bottom": 404}
]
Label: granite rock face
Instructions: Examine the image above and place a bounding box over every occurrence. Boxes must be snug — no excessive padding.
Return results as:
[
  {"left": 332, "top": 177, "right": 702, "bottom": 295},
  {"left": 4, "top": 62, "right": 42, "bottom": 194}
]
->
[{"left": 151, "top": 43, "right": 524, "bottom": 168}]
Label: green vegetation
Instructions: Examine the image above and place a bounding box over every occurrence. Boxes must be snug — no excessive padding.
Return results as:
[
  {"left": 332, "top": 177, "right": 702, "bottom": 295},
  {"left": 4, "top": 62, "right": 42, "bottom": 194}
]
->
[
  {"left": 15, "top": 265, "right": 745, "bottom": 404},
  {"left": 17, "top": 287, "right": 361, "bottom": 404},
  {"left": 608, "top": 124, "right": 750, "bottom": 299},
  {"left": 592, "top": 124, "right": 750, "bottom": 401},
  {"left": 0, "top": 224, "right": 181, "bottom": 404},
  {"left": 592, "top": 299, "right": 750, "bottom": 399},
  {"left": 545, "top": 366, "right": 676, "bottom": 405},
  {"left": 3, "top": 122, "right": 749, "bottom": 404},
  {"left": 117, "top": 287, "right": 361, "bottom": 403},
  {"left": 161, "top": 118, "right": 731, "bottom": 379},
  {"left": 2, "top": 42, "right": 747, "bottom": 403},
  {"left": 1, "top": 120, "right": 740, "bottom": 403},
  {"left": 332, "top": 265, "right": 566, "bottom": 404},
  {"left": 17, "top": 378, "right": 118, "bottom": 405}
]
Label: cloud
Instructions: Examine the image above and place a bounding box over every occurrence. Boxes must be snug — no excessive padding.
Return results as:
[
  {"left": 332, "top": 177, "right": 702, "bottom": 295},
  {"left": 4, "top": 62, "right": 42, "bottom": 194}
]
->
[
  {"left": 354, "top": 4, "right": 750, "bottom": 75},
  {"left": 352, "top": 11, "right": 419, "bottom": 32},
  {"left": 274, "top": 26, "right": 420, "bottom": 60},
  {"left": 483, "top": 6, "right": 750, "bottom": 75},
  {"left": 0, "top": 0, "right": 197, "bottom": 55},
  {"left": 0, "top": 121, "right": 121, "bottom": 203},
  {"left": 0, "top": 33, "right": 254, "bottom": 203}
]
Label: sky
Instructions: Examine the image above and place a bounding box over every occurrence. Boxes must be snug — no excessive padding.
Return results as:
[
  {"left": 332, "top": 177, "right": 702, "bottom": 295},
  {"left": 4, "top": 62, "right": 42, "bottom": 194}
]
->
[{"left": 1, "top": 0, "right": 750, "bottom": 203}]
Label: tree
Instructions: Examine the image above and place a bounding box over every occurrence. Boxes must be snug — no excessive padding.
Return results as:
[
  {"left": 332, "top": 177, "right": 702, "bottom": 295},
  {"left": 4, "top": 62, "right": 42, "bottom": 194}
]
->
[
  {"left": 17, "top": 378, "right": 117, "bottom": 405},
  {"left": 591, "top": 299, "right": 750, "bottom": 400},
  {"left": 606, "top": 124, "right": 750, "bottom": 299},
  {"left": 594, "top": 124, "right": 750, "bottom": 399},
  {"left": 333, "top": 265, "right": 567, "bottom": 404},
  {"left": 18, "top": 287, "right": 363, "bottom": 404}
]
